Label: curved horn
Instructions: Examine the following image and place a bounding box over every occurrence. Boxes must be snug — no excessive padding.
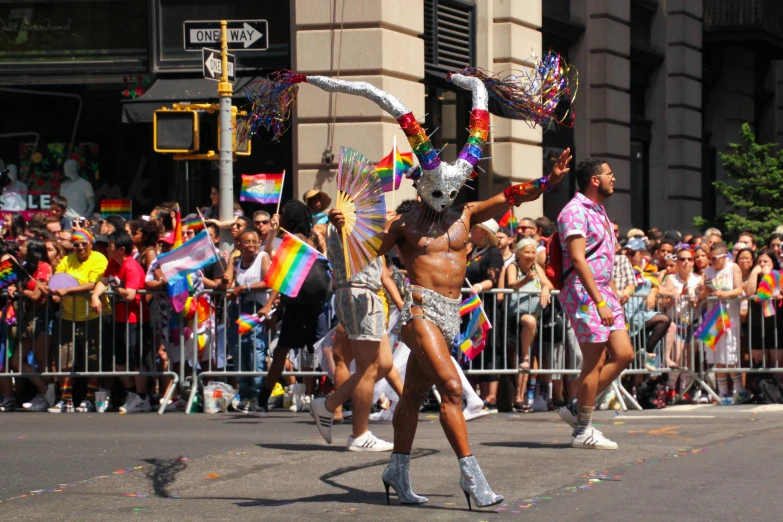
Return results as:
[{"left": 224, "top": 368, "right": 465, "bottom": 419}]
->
[{"left": 305, "top": 76, "right": 441, "bottom": 173}]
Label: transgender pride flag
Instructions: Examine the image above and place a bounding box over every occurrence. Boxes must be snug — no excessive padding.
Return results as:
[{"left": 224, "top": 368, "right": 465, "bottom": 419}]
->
[{"left": 157, "top": 229, "right": 219, "bottom": 312}]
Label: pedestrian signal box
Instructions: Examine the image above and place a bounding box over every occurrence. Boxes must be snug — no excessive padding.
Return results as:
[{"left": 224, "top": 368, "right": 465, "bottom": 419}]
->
[{"left": 153, "top": 108, "right": 199, "bottom": 153}]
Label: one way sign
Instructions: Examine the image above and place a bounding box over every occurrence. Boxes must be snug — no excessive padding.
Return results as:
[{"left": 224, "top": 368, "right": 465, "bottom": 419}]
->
[
  {"left": 184, "top": 20, "right": 269, "bottom": 52},
  {"left": 202, "top": 48, "right": 236, "bottom": 82}
]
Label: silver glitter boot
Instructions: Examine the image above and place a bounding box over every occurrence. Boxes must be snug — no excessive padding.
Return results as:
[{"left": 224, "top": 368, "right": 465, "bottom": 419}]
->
[
  {"left": 458, "top": 455, "right": 503, "bottom": 510},
  {"left": 382, "top": 453, "right": 428, "bottom": 505}
]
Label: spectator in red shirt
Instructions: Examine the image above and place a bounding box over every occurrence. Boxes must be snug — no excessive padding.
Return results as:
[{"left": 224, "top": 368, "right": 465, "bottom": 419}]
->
[{"left": 90, "top": 230, "right": 152, "bottom": 413}]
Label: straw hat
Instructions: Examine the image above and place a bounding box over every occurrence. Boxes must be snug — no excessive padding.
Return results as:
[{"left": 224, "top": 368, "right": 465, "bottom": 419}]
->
[
  {"left": 473, "top": 219, "right": 499, "bottom": 247},
  {"left": 627, "top": 228, "right": 645, "bottom": 239},
  {"left": 303, "top": 189, "right": 332, "bottom": 209}
]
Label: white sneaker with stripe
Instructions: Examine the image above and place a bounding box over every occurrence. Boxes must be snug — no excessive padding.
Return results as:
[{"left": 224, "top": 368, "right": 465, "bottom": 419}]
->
[
  {"left": 570, "top": 427, "right": 618, "bottom": 450},
  {"left": 347, "top": 431, "right": 394, "bottom": 452},
  {"left": 310, "top": 397, "right": 334, "bottom": 444}
]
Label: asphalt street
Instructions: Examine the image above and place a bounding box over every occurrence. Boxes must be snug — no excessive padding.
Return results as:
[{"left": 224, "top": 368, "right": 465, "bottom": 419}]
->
[{"left": 2, "top": 404, "right": 783, "bottom": 521}]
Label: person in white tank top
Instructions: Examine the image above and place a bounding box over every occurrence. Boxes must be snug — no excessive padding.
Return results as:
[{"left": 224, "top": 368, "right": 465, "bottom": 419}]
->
[
  {"left": 700, "top": 242, "right": 746, "bottom": 404},
  {"left": 663, "top": 247, "right": 702, "bottom": 400}
]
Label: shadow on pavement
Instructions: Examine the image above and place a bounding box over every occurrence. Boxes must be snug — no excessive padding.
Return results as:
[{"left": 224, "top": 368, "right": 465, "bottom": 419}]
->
[
  {"left": 143, "top": 457, "right": 188, "bottom": 498},
  {"left": 481, "top": 441, "right": 571, "bottom": 449}
]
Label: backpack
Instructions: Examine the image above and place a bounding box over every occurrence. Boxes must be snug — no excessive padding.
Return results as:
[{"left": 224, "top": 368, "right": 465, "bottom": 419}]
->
[
  {"left": 637, "top": 379, "right": 667, "bottom": 409},
  {"left": 752, "top": 374, "right": 783, "bottom": 404},
  {"left": 546, "top": 235, "right": 600, "bottom": 290}
]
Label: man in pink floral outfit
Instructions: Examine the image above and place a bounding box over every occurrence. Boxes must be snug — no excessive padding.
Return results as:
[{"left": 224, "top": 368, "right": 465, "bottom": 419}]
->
[{"left": 556, "top": 158, "right": 633, "bottom": 450}]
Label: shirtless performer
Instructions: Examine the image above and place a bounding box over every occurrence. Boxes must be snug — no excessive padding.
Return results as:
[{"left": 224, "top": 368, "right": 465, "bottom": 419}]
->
[{"left": 245, "top": 60, "right": 575, "bottom": 510}]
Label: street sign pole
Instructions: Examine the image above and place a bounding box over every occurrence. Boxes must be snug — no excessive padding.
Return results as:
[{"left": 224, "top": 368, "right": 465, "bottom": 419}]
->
[{"left": 218, "top": 19, "right": 234, "bottom": 252}]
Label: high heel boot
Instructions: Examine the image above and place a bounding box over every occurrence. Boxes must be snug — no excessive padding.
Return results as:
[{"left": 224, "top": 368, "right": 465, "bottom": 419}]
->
[
  {"left": 458, "top": 455, "right": 503, "bottom": 510},
  {"left": 381, "top": 453, "right": 428, "bottom": 505}
]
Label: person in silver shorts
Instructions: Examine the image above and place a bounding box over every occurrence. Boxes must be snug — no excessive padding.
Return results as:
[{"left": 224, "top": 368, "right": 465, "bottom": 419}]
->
[{"left": 311, "top": 229, "right": 404, "bottom": 452}]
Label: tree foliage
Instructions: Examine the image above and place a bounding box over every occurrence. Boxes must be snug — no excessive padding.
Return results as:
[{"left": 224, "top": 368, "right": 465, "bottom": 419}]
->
[{"left": 694, "top": 123, "right": 783, "bottom": 241}]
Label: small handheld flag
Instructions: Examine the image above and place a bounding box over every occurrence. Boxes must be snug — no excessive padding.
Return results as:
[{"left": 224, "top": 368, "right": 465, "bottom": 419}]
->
[
  {"left": 375, "top": 147, "right": 413, "bottom": 193},
  {"left": 101, "top": 199, "right": 132, "bottom": 218},
  {"left": 456, "top": 305, "right": 492, "bottom": 361},
  {"left": 240, "top": 173, "right": 285, "bottom": 204},
  {"left": 694, "top": 303, "right": 731, "bottom": 351},
  {"left": 498, "top": 209, "right": 517, "bottom": 234},
  {"left": 236, "top": 312, "right": 267, "bottom": 335},
  {"left": 459, "top": 293, "right": 482, "bottom": 316}
]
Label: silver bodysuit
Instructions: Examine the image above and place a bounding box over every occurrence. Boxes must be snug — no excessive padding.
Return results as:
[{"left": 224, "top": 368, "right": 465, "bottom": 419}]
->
[{"left": 400, "top": 284, "right": 462, "bottom": 346}]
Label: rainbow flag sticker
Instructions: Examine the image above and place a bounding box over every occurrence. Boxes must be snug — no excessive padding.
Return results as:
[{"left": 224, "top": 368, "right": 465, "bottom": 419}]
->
[
  {"left": 101, "top": 199, "right": 132, "bottom": 218},
  {"left": 240, "top": 173, "right": 284, "bottom": 204}
]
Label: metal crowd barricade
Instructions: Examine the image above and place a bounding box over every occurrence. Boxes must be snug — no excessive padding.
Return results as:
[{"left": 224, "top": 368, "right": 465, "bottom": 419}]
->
[
  {"left": 0, "top": 289, "right": 180, "bottom": 415},
  {"left": 184, "top": 289, "right": 333, "bottom": 413}
]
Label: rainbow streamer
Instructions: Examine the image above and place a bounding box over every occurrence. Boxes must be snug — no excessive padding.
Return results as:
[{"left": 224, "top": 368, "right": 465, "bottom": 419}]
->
[
  {"left": 236, "top": 313, "right": 264, "bottom": 335},
  {"left": 375, "top": 148, "right": 413, "bottom": 193},
  {"left": 498, "top": 209, "right": 517, "bottom": 233},
  {"left": 456, "top": 305, "right": 492, "bottom": 361},
  {"left": 101, "top": 199, "right": 132, "bottom": 218},
  {"left": 264, "top": 231, "right": 323, "bottom": 297},
  {"left": 0, "top": 259, "right": 19, "bottom": 290},
  {"left": 459, "top": 293, "right": 482, "bottom": 316},
  {"left": 694, "top": 304, "right": 731, "bottom": 351},
  {"left": 458, "top": 50, "right": 578, "bottom": 129},
  {"left": 240, "top": 173, "right": 284, "bottom": 204}
]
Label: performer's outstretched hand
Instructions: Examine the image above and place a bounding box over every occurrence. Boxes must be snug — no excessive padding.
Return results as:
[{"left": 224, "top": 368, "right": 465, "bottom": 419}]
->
[
  {"left": 549, "top": 147, "right": 572, "bottom": 185},
  {"left": 328, "top": 208, "right": 346, "bottom": 231}
]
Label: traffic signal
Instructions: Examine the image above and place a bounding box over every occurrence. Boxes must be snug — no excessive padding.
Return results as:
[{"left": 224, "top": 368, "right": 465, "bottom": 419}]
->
[{"left": 153, "top": 108, "right": 199, "bottom": 153}]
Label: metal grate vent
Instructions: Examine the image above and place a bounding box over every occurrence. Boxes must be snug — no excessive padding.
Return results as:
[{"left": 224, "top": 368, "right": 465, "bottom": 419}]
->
[{"left": 423, "top": 0, "right": 475, "bottom": 78}]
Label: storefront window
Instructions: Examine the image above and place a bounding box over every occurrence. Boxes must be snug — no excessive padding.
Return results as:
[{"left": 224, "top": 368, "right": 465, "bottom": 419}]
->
[{"left": 0, "top": 1, "right": 147, "bottom": 64}]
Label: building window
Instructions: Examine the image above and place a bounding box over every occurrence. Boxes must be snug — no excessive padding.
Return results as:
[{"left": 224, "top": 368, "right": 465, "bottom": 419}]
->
[{"left": 422, "top": 0, "right": 475, "bottom": 79}]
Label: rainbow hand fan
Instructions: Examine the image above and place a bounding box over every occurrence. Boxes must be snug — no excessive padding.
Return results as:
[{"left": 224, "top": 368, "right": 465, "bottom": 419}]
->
[{"left": 334, "top": 147, "right": 386, "bottom": 279}]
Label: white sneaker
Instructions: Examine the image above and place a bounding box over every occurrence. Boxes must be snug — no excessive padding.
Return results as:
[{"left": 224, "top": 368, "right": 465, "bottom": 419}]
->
[
  {"left": 44, "top": 383, "right": 56, "bottom": 407},
  {"left": 301, "top": 395, "right": 312, "bottom": 413},
  {"left": 347, "top": 431, "right": 394, "bottom": 452},
  {"left": 164, "top": 397, "right": 186, "bottom": 412},
  {"left": 532, "top": 396, "right": 549, "bottom": 412},
  {"left": 571, "top": 427, "right": 618, "bottom": 450},
  {"left": 75, "top": 400, "right": 95, "bottom": 413},
  {"left": 23, "top": 394, "right": 49, "bottom": 412},
  {"left": 558, "top": 404, "right": 578, "bottom": 429},
  {"left": 48, "top": 400, "right": 74, "bottom": 413},
  {"left": 369, "top": 408, "right": 395, "bottom": 423},
  {"left": 120, "top": 393, "right": 151, "bottom": 413},
  {"left": 289, "top": 383, "right": 305, "bottom": 412},
  {"left": 462, "top": 408, "right": 490, "bottom": 422},
  {"left": 310, "top": 397, "right": 334, "bottom": 443}
]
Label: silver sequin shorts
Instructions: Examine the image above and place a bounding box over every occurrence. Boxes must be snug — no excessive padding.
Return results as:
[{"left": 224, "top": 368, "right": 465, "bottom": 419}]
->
[{"left": 400, "top": 284, "right": 461, "bottom": 346}]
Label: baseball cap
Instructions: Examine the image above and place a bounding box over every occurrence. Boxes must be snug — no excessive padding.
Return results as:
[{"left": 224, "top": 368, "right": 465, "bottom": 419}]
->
[
  {"left": 626, "top": 237, "right": 646, "bottom": 252},
  {"left": 159, "top": 232, "right": 175, "bottom": 245}
]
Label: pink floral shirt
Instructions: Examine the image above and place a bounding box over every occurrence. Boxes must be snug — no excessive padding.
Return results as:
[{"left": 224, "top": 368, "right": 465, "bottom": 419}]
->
[{"left": 557, "top": 191, "right": 616, "bottom": 288}]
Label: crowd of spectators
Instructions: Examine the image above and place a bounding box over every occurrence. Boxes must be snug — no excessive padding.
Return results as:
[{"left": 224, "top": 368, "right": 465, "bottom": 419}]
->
[{"left": 1, "top": 183, "right": 781, "bottom": 415}]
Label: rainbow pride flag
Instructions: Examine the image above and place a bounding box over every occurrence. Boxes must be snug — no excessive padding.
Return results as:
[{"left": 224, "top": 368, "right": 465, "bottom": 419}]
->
[
  {"left": 0, "top": 258, "right": 19, "bottom": 290},
  {"left": 240, "top": 173, "right": 284, "bottom": 204},
  {"left": 456, "top": 304, "right": 492, "bottom": 361},
  {"left": 101, "top": 199, "right": 132, "bottom": 218},
  {"left": 173, "top": 206, "right": 183, "bottom": 248},
  {"left": 376, "top": 147, "right": 413, "bottom": 193},
  {"left": 498, "top": 209, "right": 517, "bottom": 233},
  {"left": 459, "top": 293, "right": 482, "bottom": 316},
  {"left": 757, "top": 272, "right": 779, "bottom": 317},
  {"left": 236, "top": 313, "right": 264, "bottom": 335},
  {"left": 264, "top": 231, "right": 324, "bottom": 297},
  {"left": 694, "top": 304, "right": 731, "bottom": 351},
  {"left": 182, "top": 213, "right": 205, "bottom": 234}
]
